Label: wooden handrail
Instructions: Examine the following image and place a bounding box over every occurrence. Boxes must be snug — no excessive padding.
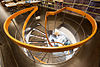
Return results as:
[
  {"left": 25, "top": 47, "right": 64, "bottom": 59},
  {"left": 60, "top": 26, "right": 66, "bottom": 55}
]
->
[{"left": 4, "top": 7, "right": 97, "bottom": 52}]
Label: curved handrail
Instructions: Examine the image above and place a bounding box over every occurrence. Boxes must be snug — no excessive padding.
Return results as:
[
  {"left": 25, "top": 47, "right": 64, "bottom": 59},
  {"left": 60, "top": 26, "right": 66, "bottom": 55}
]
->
[
  {"left": 44, "top": 7, "right": 97, "bottom": 52},
  {"left": 22, "top": 7, "right": 38, "bottom": 43},
  {"left": 4, "top": 7, "right": 97, "bottom": 52}
]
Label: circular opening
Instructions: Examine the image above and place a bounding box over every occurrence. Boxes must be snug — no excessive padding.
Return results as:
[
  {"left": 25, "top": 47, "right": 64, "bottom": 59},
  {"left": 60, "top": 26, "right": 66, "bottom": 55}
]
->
[{"left": 4, "top": 7, "right": 97, "bottom": 64}]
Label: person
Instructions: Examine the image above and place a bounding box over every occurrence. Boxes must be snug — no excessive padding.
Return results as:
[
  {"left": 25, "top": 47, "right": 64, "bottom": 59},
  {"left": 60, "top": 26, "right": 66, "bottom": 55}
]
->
[
  {"left": 64, "top": 40, "right": 70, "bottom": 45},
  {"left": 58, "top": 0, "right": 63, "bottom": 8},
  {"left": 64, "top": 40, "right": 73, "bottom": 54}
]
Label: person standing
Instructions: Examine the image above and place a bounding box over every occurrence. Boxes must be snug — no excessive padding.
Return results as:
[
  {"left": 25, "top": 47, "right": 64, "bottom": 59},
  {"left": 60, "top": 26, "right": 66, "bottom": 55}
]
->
[{"left": 58, "top": 0, "right": 64, "bottom": 8}]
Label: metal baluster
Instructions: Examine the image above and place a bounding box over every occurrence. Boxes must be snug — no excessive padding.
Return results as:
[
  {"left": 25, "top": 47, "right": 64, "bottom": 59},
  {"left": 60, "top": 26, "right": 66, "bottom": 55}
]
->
[
  {"left": 72, "top": 0, "right": 76, "bottom": 8},
  {"left": 54, "top": 2, "right": 59, "bottom": 33},
  {"left": 54, "top": 14, "right": 57, "bottom": 33},
  {"left": 41, "top": 53, "right": 48, "bottom": 61},
  {"left": 74, "top": 0, "right": 93, "bottom": 36},
  {"left": 11, "top": 19, "right": 35, "bottom": 61},
  {"left": 11, "top": 19, "right": 23, "bottom": 40},
  {"left": 47, "top": 57, "right": 49, "bottom": 63}
]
